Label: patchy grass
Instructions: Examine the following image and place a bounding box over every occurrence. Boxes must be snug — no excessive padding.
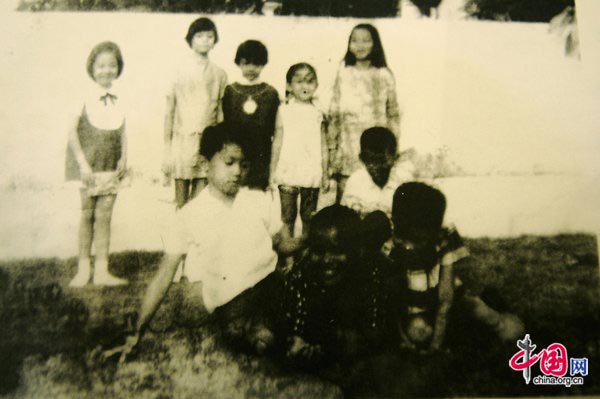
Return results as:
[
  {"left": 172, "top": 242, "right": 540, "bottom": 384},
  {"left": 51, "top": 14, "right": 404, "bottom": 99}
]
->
[{"left": 0, "top": 235, "right": 598, "bottom": 398}]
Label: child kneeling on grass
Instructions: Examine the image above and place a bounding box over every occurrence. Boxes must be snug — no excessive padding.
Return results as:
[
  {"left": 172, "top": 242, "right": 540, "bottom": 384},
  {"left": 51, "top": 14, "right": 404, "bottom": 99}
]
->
[
  {"left": 390, "top": 182, "right": 525, "bottom": 353},
  {"left": 108, "top": 123, "right": 302, "bottom": 361},
  {"left": 273, "top": 205, "right": 399, "bottom": 368}
]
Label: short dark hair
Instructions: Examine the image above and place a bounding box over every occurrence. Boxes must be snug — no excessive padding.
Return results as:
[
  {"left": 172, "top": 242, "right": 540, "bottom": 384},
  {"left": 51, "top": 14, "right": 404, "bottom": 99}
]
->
[
  {"left": 200, "top": 123, "right": 247, "bottom": 161},
  {"left": 360, "top": 127, "right": 397, "bottom": 155},
  {"left": 185, "top": 17, "right": 218, "bottom": 47},
  {"left": 392, "top": 182, "right": 446, "bottom": 236},
  {"left": 344, "top": 23, "right": 387, "bottom": 68},
  {"left": 362, "top": 210, "right": 392, "bottom": 251},
  {"left": 235, "top": 40, "right": 268, "bottom": 66},
  {"left": 309, "top": 205, "right": 362, "bottom": 254},
  {"left": 86, "top": 41, "right": 124, "bottom": 81}
]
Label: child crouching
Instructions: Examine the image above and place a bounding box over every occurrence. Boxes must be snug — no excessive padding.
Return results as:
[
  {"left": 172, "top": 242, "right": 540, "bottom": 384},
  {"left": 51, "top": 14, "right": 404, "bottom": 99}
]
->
[{"left": 390, "top": 182, "right": 525, "bottom": 353}]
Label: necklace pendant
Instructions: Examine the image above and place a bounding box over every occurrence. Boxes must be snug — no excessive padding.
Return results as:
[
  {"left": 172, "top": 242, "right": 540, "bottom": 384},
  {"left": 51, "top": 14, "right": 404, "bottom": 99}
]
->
[{"left": 243, "top": 96, "right": 257, "bottom": 115}]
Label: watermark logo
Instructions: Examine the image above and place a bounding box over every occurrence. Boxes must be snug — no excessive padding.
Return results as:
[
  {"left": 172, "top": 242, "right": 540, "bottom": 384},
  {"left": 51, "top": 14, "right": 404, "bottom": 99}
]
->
[{"left": 509, "top": 334, "right": 588, "bottom": 387}]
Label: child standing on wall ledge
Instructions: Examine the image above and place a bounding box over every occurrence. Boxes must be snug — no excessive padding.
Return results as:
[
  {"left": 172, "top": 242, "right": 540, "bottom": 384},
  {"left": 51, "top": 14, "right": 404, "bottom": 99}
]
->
[
  {"left": 65, "top": 41, "right": 128, "bottom": 287},
  {"left": 329, "top": 23, "right": 401, "bottom": 203},
  {"left": 222, "top": 40, "right": 280, "bottom": 190}
]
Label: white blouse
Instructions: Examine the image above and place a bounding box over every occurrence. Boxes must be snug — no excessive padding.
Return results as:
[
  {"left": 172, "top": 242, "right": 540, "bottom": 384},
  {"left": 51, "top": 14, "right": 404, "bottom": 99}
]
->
[{"left": 76, "top": 81, "right": 126, "bottom": 130}]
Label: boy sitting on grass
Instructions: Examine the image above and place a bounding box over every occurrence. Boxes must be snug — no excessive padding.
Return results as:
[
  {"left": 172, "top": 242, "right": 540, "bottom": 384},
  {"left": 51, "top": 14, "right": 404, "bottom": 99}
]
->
[
  {"left": 341, "top": 126, "right": 413, "bottom": 218},
  {"left": 390, "top": 182, "right": 524, "bottom": 353},
  {"left": 107, "top": 123, "right": 302, "bottom": 361}
]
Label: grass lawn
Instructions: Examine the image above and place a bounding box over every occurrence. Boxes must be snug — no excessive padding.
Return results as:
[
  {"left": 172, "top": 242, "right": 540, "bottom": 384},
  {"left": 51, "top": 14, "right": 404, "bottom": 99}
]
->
[{"left": 0, "top": 234, "right": 598, "bottom": 398}]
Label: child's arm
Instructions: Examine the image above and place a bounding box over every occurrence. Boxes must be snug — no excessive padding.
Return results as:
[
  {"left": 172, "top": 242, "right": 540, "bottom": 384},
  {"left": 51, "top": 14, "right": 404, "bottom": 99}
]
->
[
  {"left": 338, "top": 174, "right": 365, "bottom": 215},
  {"left": 269, "top": 110, "right": 283, "bottom": 187},
  {"left": 320, "top": 116, "right": 330, "bottom": 191},
  {"left": 117, "top": 121, "right": 127, "bottom": 178},
  {"left": 398, "top": 323, "right": 417, "bottom": 350},
  {"left": 67, "top": 111, "right": 93, "bottom": 183},
  {"left": 429, "top": 263, "right": 454, "bottom": 352},
  {"left": 385, "top": 70, "right": 401, "bottom": 142},
  {"left": 162, "top": 92, "right": 176, "bottom": 177},
  {"left": 216, "top": 72, "right": 227, "bottom": 123},
  {"left": 327, "top": 72, "right": 342, "bottom": 175},
  {"left": 273, "top": 225, "right": 305, "bottom": 255},
  {"left": 105, "top": 252, "right": 183, "bottom": 363}
]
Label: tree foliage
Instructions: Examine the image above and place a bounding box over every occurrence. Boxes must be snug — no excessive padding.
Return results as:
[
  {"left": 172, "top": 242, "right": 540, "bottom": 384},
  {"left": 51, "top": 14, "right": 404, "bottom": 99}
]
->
[{"left": 464, "top": 0, "right": 575, "bottom": 22}]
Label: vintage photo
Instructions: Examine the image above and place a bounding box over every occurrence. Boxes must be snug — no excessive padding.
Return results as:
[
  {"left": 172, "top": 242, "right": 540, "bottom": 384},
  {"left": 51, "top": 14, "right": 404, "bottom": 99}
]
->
[{"left": 0, "top": 0, "right": 598, "bottom": 397}]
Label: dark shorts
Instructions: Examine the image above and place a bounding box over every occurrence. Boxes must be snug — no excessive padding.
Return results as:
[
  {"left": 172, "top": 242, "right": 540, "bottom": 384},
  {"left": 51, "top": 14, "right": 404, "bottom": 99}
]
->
[{"left": 212, "top": 272, "right": 282, "bottom": 344}]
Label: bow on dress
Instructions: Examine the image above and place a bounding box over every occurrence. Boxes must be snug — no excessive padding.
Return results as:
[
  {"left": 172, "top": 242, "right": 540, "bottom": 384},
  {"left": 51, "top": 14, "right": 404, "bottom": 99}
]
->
[{"left": 100, "top": 92, "right": 118, "bottom": 106}]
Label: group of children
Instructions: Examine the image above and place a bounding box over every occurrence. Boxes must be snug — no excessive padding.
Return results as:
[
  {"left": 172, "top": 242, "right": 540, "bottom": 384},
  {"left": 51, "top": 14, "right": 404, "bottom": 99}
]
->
[
  {"left": 67, "top": 16, "right": 523, "bottom": 367},
  {"left": 67, "top": 16, "right": 401, "bottom": 286}
]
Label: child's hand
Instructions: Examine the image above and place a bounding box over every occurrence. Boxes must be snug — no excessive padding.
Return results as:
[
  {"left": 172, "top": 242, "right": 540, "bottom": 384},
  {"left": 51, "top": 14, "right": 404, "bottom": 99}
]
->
[
  {"left": 102, "top": 333, "right": 140, "bottom": 364},
  {"left": 321, "top": 175, "right": 330, "bottom": 192},
  {"left": 80, "top": 163, "right": 93, "bottom": 185},
  {"left": 161, "top": 158, "right": 173, "bottom": 178},
  {"left": 399, "top": 328, "right": 417, "bottom": 351},
  {"left": 116, "top": 158, "right": 127, "bottom": 179},
  {"left": 287, "top": 335, "right": 322, "bottom": 359},
  {"left": 267, "top": 178, "right": 278, "bottom": 193}
]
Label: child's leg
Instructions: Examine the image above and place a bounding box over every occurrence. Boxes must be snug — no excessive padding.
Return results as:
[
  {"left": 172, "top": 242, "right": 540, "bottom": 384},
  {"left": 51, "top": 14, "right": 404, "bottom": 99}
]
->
[
  {"left": 189, "top": 177, "right": 207, "bottom": 200},
  {"left": 92, "top": 194, "right": 126, "bottom": 286},
  {"left": 70, "top": 192, "right": 96, "bottom": 287},
  {"left": 335, "top": 174, "right": 349, "bottom": 204},
  {"left": 278, "top": 185, "right": 300, "bottom": 237},
  {"left": 462, "top": 292, "right": 524, "bottom": 342},
  {"left": 299, "top": 188, "right": 319, "bottom": 237},
  {"left": 78, "top": 192, "right": 96, "bottom": 260},
  {"left": 174, "top": 179, "right": 191, "bottom": 209}
]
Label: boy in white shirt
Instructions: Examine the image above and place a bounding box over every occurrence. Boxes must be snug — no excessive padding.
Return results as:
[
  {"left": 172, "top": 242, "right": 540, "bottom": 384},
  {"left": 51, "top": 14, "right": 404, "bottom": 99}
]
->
[
  {"left": 341, "top": 127, "right": 413, "bottom": 218},
  {"left": 108, "top": 123, "right": 301, "bottom": 360}
]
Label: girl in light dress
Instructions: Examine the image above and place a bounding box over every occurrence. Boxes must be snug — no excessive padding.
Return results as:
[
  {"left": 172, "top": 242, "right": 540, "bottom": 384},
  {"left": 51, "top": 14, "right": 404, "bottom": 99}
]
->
[
  {"left": 270, "top": 63, "right": 329, "bottom": 239},
  {"left": 162, "top": 17, "right": 228, "bottom": 209},
  {"left": 329, "top": 23, "right": 401, "bottom": 202}
]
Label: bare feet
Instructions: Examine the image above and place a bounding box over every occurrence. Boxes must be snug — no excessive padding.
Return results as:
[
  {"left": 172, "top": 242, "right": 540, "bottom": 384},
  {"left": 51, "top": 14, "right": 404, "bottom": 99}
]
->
[
  {"left": 93, "top": 259, "right": 127, "bottom": 286},
  {"left": 69, "top": 258, "right": 91, "bottom": 287}
]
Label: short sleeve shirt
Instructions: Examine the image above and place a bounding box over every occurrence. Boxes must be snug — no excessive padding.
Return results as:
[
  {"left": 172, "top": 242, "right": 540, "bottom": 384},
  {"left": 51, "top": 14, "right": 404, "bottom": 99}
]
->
[
  {"left": 163, "top": 187, "right": 282, "bottom": 312},
  {"left": 341, "top": 161, "right": 414, "bottom": 218},
  {"left": 401, "top": 226, "right": 469, "bottom": 316}
]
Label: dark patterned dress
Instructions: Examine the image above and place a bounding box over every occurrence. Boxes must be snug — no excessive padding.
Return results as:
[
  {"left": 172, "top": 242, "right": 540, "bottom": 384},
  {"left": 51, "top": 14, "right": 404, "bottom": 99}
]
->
[{"left": 222, "top": 82, "right": 280, "bottom": 190}]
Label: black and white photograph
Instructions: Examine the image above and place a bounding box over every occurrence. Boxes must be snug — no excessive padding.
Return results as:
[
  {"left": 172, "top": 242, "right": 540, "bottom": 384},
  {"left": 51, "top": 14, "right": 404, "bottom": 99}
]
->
[{"left": 0, "top": 0, "right": 599, "bottom": 397}]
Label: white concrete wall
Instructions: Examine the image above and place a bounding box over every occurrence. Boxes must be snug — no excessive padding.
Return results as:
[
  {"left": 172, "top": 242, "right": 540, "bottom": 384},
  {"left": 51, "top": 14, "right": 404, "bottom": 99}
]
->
[
  {"left": 0, "top": 9, "right": 599, "bottom": 259},
  {"left": 0, "top": 11, "right": 599, "bottom": 185}
]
